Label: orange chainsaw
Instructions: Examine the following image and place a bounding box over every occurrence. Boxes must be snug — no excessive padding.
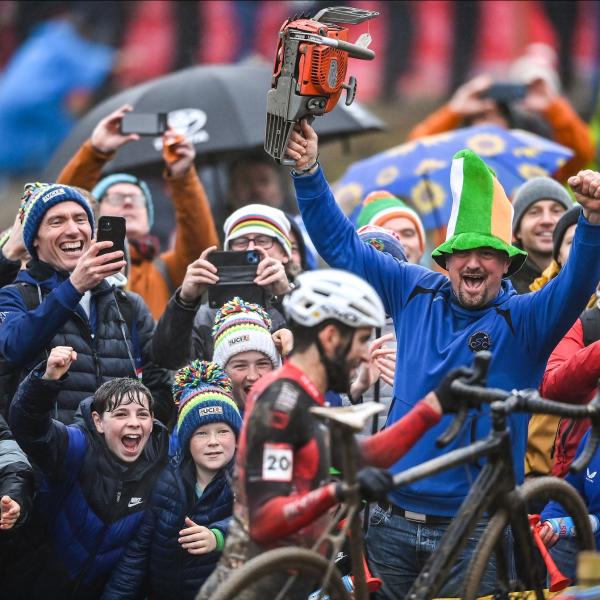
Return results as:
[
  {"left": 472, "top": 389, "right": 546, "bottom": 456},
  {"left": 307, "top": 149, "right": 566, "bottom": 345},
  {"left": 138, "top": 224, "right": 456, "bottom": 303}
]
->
[{"left": 265, "top": 6, "right": 379, "bottom": 165}]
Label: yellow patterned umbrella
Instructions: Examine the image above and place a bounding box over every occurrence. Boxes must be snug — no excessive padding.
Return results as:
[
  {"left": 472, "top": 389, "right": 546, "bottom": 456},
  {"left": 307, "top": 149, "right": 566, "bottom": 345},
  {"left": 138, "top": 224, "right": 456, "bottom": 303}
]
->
[{"left": 338, "top": 125, "right": 573, "bottom": 230}]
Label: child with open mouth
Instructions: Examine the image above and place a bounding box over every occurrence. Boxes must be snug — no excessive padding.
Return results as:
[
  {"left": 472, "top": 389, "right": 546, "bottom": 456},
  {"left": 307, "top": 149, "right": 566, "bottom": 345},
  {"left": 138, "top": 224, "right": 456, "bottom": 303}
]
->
[{"left": 102, "top": 360, "right": 241, "bottom": 600}]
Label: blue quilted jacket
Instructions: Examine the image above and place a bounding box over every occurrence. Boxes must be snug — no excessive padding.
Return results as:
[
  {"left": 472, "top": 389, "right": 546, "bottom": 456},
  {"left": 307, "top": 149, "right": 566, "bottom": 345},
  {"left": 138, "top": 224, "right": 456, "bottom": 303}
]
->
[
  {"left": 102, "top": 456, "right": 233, "bottom": 600},
  {"left": 8, "top": 368, "right": 169, "bottom": 600}
]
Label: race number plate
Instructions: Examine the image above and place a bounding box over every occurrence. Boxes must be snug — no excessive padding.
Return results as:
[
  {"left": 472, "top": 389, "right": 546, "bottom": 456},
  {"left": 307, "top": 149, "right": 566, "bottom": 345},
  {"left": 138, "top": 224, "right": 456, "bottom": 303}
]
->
[{"left": 262, "top": 443, "right": 293, "bottom": 482}]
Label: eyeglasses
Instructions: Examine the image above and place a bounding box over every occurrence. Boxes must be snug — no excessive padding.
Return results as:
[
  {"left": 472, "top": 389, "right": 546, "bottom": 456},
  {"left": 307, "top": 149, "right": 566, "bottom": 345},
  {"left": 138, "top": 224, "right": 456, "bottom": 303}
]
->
[
  {"left": 230, "top": 235, "right": 275, "bottom": 250},
  {"left": 103, "top": 192, "right": 146, "bottom": 208}
]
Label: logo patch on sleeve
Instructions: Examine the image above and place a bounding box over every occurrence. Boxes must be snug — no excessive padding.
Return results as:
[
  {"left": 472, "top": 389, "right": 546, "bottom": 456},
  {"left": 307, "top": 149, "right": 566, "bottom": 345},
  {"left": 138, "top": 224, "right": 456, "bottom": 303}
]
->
[{"left": 262, "top": 443, "right": 293, "bottom": 482}]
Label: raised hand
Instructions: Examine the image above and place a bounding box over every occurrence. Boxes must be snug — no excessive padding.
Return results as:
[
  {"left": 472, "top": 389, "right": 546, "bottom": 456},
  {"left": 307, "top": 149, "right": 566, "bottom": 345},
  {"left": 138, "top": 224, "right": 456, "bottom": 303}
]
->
[
  {"left": 91, "top": 104, "right": 140, "bottom": 154},
  {"left": 178, "top": 516, "right": 217, "bottom": 555},
  {"left": 254, "top": 247, "right": 289, "bottom": 295},
  {"left": 43, "top": 346, "right": 77, "bottom": 381},
  {"left": 69, "top": 241, "right": 126, "bottom": 293},
  {"left": 0, "top": 495, "right": 21, "bottom": 530},
  {"left": 285, "top": 119, "right": 319, "bottom": 172},
  {"left": 2, "top": 209, "right": 28, "bottom": 262},
  {"left": 179, "top": 246, "right": 219, "bottom": 303},
  {"left": 163, "top": 130, "right": 196, "bottom": 178},
  {"left": 350, "top": 333, "right": 395, "bottom": 399},
  {"left": 272, "top": 328, "right": 293, "bottom": 357},
  {"left": 568, "top": 170, "right": 600, "bottom": 224},
  {"left": 448, "top": 74, "right": 496, "bottom": 118}
]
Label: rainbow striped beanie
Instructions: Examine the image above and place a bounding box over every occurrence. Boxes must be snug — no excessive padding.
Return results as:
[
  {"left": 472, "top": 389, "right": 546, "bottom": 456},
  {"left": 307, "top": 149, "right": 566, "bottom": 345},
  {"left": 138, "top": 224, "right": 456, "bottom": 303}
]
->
[
  {"left": 173, "top": 360, "right": 242, "bottom": 451},
  {"left": 223, "top": 203, "right": 292, "bottom": 257},
  {"left": 212, "top": 297, "right": 281, "bottom": 369},
  {"left": 432, "top": 149, "right": 527, "bottom": 276}
]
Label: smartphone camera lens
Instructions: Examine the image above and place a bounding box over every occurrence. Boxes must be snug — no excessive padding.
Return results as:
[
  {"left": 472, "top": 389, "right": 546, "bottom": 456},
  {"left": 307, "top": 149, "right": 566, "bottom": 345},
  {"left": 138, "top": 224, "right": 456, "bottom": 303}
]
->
[{"left": 247, "top": 252, "right": 259, "bottom": 264}]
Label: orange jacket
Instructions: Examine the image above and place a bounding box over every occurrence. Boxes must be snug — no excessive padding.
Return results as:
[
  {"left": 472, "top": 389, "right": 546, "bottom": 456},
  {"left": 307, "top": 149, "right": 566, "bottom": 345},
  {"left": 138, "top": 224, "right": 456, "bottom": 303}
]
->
[
  {"left": 407, "top": 97, "right": 595, "bottom": 184},
  {"left": 57, "top": 140, "right": 219, "bottom": 319}
]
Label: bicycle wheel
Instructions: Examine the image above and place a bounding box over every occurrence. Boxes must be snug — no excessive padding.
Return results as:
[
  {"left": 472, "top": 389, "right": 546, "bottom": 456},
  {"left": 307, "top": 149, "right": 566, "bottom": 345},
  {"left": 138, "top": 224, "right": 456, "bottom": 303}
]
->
[
  {"left": 463, "top": 476, "right": 595, "bottom": 600},
  {"left": 208, "top": 546, "right": 351, "bottom": 600}
]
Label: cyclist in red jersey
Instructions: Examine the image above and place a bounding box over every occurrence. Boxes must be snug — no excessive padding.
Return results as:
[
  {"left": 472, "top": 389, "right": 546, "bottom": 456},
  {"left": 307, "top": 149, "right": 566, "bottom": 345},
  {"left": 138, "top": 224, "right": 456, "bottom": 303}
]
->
[{"left": 197, "top": 269, "right": 469, "bottom": 599}]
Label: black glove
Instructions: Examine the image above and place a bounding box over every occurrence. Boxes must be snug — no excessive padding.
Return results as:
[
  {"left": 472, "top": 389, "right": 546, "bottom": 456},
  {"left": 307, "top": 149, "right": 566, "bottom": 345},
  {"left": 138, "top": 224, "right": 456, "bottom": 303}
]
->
[
  {"left": 357, "top": 467, "right": 393, "bottom": 502},
  {"left": 434, "top": 366, "right": 474, "bottom": 414}
]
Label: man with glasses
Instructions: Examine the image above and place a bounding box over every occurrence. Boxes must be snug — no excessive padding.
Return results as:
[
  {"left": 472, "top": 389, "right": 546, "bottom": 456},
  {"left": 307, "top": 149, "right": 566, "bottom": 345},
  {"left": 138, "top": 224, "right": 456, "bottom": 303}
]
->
[
  {"left": 57, "top": 104, "right": 219, "bottom": 319},
  {"left": 151, "top": 204, "right": 293, "bottom": 369}
]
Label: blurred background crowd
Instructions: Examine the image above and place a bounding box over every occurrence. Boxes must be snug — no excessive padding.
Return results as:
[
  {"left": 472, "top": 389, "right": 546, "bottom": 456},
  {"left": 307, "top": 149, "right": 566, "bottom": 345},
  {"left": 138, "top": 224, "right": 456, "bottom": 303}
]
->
[{"left": 0, "top": 0, "right": 598, "bottom": 256}]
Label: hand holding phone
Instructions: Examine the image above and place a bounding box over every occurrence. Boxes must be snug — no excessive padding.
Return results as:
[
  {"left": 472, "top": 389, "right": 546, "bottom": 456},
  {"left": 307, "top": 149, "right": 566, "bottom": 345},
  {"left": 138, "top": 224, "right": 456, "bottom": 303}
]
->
[
  {"left": 97, "top": 216, "right": 127, "bottom": 263},
  {"left": 120, "top": 113, "right": 168, "bottom": 136},
  {"left": 207, "top": 250, "right": 266, "bottom": 309}
]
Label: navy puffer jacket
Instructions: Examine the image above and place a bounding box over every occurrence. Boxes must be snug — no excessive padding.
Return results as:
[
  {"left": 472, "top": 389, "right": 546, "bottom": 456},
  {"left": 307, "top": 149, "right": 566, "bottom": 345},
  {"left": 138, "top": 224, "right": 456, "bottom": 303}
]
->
[
  {"left": 102, "top": 456, "right": 233, "bottom": 600},
  {"left": 8, "top": 368, "right": 169, "bottom": 600},
  {"left": 0, "top": 260, "right": 173, "bottom": 425}
]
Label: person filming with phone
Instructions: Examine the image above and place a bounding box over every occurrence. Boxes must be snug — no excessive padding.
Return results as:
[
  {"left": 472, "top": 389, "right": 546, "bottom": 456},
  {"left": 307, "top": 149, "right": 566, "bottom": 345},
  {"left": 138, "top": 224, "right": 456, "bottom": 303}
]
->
[
  {"left": 152, "top": 204, "right": 293, "bottom": 370},
  {"left": 0, "top": 184, "right": 173, "bottom": 426},
  {"left": 407, "top": 73, "right": 593, "bottom": 184},
  {"left": 56, "top": 104, "right": 219, "bottom": 320}
]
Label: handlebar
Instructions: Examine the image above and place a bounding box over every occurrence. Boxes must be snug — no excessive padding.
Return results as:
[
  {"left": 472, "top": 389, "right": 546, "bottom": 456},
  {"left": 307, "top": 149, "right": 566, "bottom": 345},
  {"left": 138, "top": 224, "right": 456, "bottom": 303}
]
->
[{"left": 435, "top": 352, "right": 600, "bottom": 474}]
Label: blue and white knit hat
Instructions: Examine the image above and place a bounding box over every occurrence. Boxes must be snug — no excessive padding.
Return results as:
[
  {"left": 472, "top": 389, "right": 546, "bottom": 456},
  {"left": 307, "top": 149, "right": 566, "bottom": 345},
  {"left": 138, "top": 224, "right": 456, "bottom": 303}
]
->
[
  {"left": 22, "top": 183, "right": 96, "bottom": 257},
  {"left": 212, "top": 297, "right": 281, "bottom": 369},
  {"left": 92, "top": 173, "right": 154, "bottom": 228},
  {"left": 173, "top": 360, "right": 242, "bottom": 451}
]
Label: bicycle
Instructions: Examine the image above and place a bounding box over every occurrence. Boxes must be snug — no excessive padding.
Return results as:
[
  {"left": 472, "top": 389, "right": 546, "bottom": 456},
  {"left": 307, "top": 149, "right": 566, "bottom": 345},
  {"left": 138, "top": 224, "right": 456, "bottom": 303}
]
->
[{"left": 208, "top": 353, "right": 600, "bottom": 600}]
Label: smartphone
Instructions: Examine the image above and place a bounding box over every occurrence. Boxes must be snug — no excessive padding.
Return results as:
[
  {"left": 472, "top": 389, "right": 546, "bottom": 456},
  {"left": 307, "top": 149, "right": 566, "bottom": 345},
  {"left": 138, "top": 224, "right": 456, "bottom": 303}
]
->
[
  {"left": 97, "top": 216, "right": 126, "bottom": 262},
  {"left": 207, "top": 250, "right": 266, "bottom": 309},
  {"left": 483, "top": 83, "right": 527, "bottom": 103},
  {"left": 120, "top": 113, "right": 168, "bottom": 136}
]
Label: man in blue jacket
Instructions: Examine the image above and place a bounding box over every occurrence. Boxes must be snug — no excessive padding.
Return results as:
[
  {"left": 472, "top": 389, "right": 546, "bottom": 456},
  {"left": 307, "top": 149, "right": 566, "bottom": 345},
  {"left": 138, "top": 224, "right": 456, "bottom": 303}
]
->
[
  {"left": 8, "top": 345, "right": 168, "bottom": 600},
  {"left": 285, "top": 120, "right": 600, "bottom": 598},
  {"left": 0, "top": 183, "right": 173, "bottom": 425}
]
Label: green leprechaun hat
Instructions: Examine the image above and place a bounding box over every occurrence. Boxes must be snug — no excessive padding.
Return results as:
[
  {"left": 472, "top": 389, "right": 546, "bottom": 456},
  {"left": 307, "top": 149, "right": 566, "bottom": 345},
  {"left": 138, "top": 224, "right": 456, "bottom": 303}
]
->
[{"left": 432, "top": 149, "right": 527, "bottom": 277}]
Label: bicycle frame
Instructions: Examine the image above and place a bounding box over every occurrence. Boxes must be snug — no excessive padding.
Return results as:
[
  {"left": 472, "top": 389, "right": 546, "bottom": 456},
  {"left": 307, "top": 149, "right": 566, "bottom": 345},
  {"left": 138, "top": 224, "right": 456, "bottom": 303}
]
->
[{"left": 394, "top": 421, "right": 542, "bottom": 600}]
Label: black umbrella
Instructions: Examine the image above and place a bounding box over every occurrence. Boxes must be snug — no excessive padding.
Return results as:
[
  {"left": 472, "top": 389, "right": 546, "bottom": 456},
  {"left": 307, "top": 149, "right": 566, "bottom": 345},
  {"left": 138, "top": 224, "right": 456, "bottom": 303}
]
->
[{"left": 43, "top": 63, "right": 385, "bottom": 180}]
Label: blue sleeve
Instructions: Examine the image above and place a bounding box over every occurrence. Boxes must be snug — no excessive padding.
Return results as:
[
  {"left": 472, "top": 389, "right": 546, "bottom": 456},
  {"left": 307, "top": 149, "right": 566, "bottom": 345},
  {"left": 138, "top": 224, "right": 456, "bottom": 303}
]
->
[
  {"left": 513, "top": 214, "right": 600, "bottom": 359},
  {"left": 101, "top": 501, "right": 155, "bottom": 600},
  {"left": 293, "top": 167, "right": 427, "bottom": 314},
  {"left": 7, "top": 367, "right": 70, "bottom": 475},
  {"left": 210, "top": 515, "right": 231, "bottom": 535},
  {"left": 542, "top": 430, "right": 590, "bottom": 521},
  {"left": 0, "top": 280, "right": 82, "bottom": 365}
]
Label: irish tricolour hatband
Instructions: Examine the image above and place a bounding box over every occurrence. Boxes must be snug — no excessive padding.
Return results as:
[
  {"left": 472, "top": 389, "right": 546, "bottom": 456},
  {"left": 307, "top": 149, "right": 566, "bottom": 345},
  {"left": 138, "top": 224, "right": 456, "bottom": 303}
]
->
[{"left": 432, "top": 149, "right": 527, "bottom": 276}]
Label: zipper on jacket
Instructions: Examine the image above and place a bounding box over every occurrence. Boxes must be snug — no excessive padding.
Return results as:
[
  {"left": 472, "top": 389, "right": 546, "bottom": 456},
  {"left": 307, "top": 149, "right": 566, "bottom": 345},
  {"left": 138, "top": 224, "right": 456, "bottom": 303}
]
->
[{"left": 116, "top": 480, "right": 123, "bottom": 503}]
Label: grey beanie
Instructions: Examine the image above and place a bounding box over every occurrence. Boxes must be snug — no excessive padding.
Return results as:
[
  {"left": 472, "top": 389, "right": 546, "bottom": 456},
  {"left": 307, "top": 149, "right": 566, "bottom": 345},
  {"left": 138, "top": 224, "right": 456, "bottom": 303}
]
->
[{"left": 512, "top": 177, "right": 572, "bottom": 235}]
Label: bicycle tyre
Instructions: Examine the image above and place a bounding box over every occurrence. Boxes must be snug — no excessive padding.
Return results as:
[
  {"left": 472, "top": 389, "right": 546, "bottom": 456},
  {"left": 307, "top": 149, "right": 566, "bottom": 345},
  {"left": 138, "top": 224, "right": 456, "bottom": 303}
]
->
[
  {"left": 208, "top": 546, "right": 351, "bottom": 600},
  {"left": 462, "top": 476, "right": 595, "bottom": 600}
]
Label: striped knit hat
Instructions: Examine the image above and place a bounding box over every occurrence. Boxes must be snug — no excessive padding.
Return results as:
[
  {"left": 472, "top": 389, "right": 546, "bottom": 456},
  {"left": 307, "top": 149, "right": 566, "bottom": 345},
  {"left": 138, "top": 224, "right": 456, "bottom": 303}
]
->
[
  {"left": 356, "top": 190, "right": 426, "bottom": 253},
  {"left": 223, "top": 204, "right": 292, "bottom": 257},
  {"left": 173, "top": 360, "right": 242, "bottom": 451},
  {"left": 432, "top": 149, "right": 527, "bottom": 276},
  {"left": 212, "top": 297, "right": 281, "bottom": 369},
  {"left": 21, "top": 183, "right": 96, "bottom": 257}
]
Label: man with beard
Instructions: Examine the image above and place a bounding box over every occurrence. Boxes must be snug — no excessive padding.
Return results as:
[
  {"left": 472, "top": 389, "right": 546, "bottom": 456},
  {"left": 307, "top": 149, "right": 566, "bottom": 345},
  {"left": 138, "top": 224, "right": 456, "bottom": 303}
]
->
[
  {"left": 285, "top": 120, "right": 600, "bottom": 599},
  {"left": 198, "top": 269, "right": 465, "bottom": 599}
]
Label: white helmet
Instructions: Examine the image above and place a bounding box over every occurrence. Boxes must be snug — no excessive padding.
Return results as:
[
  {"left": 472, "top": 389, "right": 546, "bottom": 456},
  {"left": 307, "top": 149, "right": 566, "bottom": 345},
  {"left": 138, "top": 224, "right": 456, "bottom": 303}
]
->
[{"left": 283, "top": 269, "right": 385, "bottom": 329}]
